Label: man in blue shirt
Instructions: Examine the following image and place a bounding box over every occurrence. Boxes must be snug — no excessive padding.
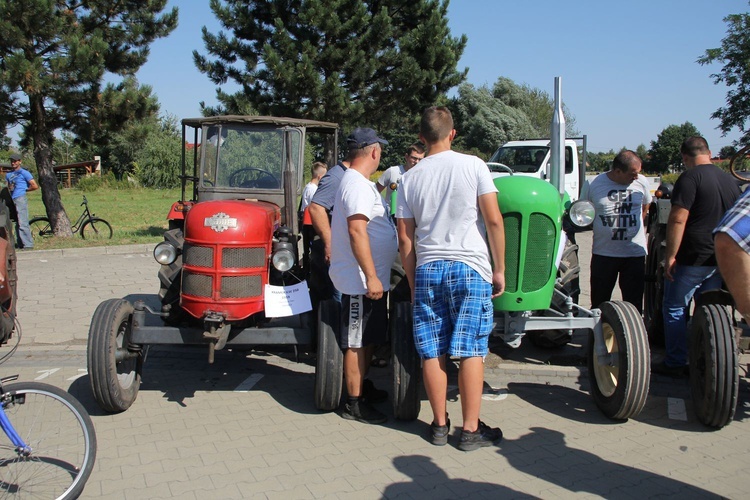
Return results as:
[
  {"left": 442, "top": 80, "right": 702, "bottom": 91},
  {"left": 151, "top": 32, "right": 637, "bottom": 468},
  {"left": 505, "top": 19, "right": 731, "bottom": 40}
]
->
[{"left": 6, "top": 153, "right": 39, "bottom": 249}]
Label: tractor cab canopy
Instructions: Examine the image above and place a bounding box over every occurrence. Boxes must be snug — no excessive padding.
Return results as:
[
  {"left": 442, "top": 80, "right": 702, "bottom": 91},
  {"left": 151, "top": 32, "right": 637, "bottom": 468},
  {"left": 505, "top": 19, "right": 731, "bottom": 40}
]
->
[{"left": 180, "top": 115, "right": 339, "bottom": 231}]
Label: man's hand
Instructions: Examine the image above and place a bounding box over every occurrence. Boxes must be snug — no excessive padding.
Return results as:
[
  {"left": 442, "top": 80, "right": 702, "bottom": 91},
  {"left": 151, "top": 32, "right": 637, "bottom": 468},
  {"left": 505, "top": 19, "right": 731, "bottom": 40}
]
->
[
  {"left": 491, "top": 271, "right": 505, "bottom": 298},
  {"left": 365, "top": 276, "right": 384, "bottom": 300},
  {"left": 664, "top": 256, "right": 677, "bottom": 282}
]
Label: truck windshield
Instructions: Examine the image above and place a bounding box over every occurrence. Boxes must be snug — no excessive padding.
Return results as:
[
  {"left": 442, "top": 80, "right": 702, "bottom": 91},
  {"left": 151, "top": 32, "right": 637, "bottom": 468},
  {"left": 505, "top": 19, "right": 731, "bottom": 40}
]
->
[
  {"left": 488, "top": 146, "right": 549, "bottom": 174},
  {"left": 202, "top": 125, "right": 301, "bottom": 190}
]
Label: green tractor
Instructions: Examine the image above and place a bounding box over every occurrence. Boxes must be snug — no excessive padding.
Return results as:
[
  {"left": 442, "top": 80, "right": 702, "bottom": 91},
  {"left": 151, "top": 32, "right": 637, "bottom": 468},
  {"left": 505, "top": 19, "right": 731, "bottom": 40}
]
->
[{"left": 388, "top": 78, "right": 651, "bottom": 421}]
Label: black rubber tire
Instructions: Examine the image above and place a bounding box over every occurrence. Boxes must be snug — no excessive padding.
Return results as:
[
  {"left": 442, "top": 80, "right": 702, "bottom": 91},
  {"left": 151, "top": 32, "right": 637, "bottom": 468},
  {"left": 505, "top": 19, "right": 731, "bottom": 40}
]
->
[
  {"left": 80, "top": 217, "right": 113, "bottom": 240},
  {"left": 644, "top": 223, "right": 665, "bottom": 347},
  {"left": 528, "top": 239, "right": 580, "bottom": 349},
  {"left": 391, "top": 301, "right": 421, "bottom": 421},
  {"left": 0, "top": 381, "right": 97, "bottom": 499},
  {"left": 689, "top": 304, "right": 739, "bottom": 428},
  {"left": 29, "top": 216, "right": 52, "bottom": 239},
  {"left": 588, "top": 300, "right": 650, "bottom": 420},
  {"left": 0, "top": 201, "right": 17, "bottom": 342},
  {"left": 314, "top": 299, "right": 343, "bottom": 411},
  {"left": 87, "top": 299, "right": 142, "bottom": 412}
]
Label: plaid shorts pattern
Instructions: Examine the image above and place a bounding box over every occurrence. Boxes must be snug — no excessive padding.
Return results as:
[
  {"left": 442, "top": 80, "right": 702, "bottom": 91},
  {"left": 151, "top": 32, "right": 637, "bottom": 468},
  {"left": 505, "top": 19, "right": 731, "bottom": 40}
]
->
[
  {"left": 412, "top": 260, "right": 493, "bottom": 359},
  {"left": 714, "top": 188, "right": 750, "bottom": 253}
]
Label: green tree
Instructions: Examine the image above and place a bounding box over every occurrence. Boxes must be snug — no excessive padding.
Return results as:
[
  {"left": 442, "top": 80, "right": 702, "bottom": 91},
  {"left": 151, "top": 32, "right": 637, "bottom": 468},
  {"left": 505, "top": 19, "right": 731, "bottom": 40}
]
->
[
  {"left": 491, "top": 77, "right": 579, "bottom": 138},
  {"left": 0, "top": 1, "right": 177, "bottom": 236},
  {"left": 134, "top": 115, "right": 182, "bottom": 189},
  {"left": 587, "top": 150, "right": 617, "bottom": 173},
  {"left": 719, "top": 145, "right": 738, "bottom": 159},
  {"left": 194, "top": 0, "right": 467, "bottom": 161},
  {"left": 451, "top": 83, "right": 536, "bottom": 157},
  {"left": 450, "top": 78, "right": 579, "bottom": 158},
  {"left": 699, "top": 4, "right": 750, "bottom": 145},
  {"left": 648, "top": 122, "right": 701, "bottom": 173},
  {"left": 79, "top": 77, "right": 162, "bottom": 180}
]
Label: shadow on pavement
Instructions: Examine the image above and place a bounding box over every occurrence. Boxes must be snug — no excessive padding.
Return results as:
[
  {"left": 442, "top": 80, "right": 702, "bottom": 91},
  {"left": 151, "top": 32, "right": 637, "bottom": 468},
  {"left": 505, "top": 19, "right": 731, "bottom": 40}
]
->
[
  {"left": 382, "top": 455, "right": 531, "bottom": 499},
  {"left": 497, "top": 426, "right": 720, "bottom": 498},
  {"left": 507, "top": 382, "right": 618, "bottom": 426}
]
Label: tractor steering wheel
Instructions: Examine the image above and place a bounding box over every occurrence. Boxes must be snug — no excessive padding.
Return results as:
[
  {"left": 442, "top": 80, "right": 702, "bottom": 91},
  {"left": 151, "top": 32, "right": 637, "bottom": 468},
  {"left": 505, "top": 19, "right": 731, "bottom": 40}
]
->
[
  {"left": 487, "top": 162, "right": 514, "bottom": 175},
  {"left": 228, "top": 167, "right": 280, "bottom": 189}
]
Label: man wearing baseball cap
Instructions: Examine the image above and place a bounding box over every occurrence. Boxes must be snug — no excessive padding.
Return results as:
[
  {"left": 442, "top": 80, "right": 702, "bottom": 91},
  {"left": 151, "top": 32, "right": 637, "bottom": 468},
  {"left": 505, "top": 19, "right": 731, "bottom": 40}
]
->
[
  {"left": 6, "top": 153, "right": 39, "bottom": 249},
  {"left": 328, "top": 127, "right": 395, "bottom": 423}
]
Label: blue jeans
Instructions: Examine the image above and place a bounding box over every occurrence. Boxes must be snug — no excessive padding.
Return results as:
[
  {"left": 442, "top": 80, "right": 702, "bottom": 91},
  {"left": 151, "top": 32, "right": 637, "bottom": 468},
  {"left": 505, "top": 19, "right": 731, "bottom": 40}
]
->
[
  {"left": 13, "top": 195, "right": 33, "bottom": 249},
  {"left": 662, "top": 264, "right": 722, "bottom": 367}
]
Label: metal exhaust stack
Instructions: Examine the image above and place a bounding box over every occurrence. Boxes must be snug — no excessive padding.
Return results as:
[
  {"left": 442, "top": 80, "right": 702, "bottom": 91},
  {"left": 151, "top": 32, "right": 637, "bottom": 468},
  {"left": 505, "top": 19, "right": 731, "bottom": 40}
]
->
[{"left": 549, "top": 77, "right": 566, "bottom": 198}]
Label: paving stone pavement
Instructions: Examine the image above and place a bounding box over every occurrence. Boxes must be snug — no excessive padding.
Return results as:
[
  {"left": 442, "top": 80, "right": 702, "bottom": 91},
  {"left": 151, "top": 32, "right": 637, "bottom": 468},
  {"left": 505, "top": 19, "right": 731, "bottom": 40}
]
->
[{"left": 5, "top": 234, "right": 750, "bottom": 499}]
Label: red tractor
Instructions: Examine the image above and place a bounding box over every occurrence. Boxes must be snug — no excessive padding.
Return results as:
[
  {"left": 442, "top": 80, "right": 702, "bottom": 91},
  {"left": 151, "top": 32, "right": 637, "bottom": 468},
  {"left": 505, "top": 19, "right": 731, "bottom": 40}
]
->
[{"left": 86, "top": 116, "right": 421, "bottom": 417}]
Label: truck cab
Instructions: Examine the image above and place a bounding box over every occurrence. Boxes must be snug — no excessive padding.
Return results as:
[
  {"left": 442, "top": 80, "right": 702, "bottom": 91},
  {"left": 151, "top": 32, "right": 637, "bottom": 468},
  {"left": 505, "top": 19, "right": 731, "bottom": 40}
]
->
[{"left": 487, "top": 137, "right": 586, "bottom": 201}]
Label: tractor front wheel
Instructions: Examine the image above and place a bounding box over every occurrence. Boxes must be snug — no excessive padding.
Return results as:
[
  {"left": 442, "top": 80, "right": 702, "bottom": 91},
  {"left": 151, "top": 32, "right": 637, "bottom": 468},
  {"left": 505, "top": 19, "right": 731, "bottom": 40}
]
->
[
  {"left": 588, "top": 301, "right": 650, "bottom": 420},
  {"left": 87, "top": 299, "right": 142, "bottom": 413},
  {"left": 689, "top": 304, "right": 738, "bottom": 428}
]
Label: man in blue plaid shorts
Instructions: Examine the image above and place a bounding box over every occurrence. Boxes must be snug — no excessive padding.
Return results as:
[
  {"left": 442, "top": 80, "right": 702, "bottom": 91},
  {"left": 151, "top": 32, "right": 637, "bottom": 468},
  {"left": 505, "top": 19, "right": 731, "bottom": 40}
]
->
[
  {"left": 396, "top": 106, "right": 506, "bottom": 451},
  {"left": 714, "top": 187, "right": 750, "bottom": 324}
]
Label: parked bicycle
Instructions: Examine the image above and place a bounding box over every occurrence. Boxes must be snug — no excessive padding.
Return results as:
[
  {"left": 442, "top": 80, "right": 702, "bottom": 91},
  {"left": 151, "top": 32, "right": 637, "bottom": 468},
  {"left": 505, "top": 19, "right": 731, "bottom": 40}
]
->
[
  {"left": 30, "top": 195, "right": 112, "bottom": 240},
  {"left": 0, "top": 320, "right": 97, "bottom": 498}
]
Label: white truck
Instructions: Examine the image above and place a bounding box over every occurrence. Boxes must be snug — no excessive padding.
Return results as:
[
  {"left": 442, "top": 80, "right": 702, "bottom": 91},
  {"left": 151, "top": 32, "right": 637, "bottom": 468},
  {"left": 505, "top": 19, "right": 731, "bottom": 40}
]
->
[{"left": 487, "top": 137, "right": 587, "bottom": 202}]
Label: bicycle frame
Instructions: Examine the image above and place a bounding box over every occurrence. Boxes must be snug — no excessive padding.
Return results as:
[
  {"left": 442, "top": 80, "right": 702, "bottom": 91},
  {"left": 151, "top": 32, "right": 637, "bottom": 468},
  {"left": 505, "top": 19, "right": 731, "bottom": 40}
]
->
[{"left": 0, "top": 377, "right": 28, "bottom": 454}]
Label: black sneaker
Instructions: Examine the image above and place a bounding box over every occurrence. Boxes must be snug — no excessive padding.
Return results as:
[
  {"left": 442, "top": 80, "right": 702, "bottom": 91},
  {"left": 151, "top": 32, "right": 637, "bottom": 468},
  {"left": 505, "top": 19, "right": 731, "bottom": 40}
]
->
[
  {"left": 431, "top": 416, "right": 450, "bottom": 446},
  {"left": 362, "top": 378, "right": 388, "bottom": 404},
  {"left": 458, "top": 421, "right": 502, "bottom": 451},
  {"left": 341, "top": 398, "right": 387, "bottom": 424}
]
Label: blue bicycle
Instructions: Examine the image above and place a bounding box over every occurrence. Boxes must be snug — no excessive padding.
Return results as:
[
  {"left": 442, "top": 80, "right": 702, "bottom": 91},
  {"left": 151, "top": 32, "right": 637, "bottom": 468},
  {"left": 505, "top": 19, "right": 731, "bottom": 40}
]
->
[{"left": 0, "top": 322, "right": 96, "bottom": 498}]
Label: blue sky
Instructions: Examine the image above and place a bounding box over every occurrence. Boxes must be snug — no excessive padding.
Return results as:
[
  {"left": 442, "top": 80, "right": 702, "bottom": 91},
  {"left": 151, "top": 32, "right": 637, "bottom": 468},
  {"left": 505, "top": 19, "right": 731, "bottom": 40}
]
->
[{"left": 136, "top": 0, "right": 748, "bottom": 153}]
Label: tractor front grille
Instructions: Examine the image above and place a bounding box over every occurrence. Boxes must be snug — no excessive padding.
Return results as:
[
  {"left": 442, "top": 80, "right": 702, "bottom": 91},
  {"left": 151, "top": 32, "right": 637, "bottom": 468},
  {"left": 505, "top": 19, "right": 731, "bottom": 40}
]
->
[
  {"left": 221, "top": 275, "right": 263, "bottom": 298},
  {"left": 183, "top": 272, "right": 212, "bottom": 298},
  {"left": 184, "top": 244, "right": 213, "bottom": 268},
  {"left": 222, "top": 247, "right": 266, "bottom": 268},
  {"left": 522, "top": 213, "right": 556, "bottom": 292},
  {"left": 182, "top": 244, "right": 266, "bottom": 300},
  {"left": 503, "top": 213, "right": 521, "bottom": 293}
]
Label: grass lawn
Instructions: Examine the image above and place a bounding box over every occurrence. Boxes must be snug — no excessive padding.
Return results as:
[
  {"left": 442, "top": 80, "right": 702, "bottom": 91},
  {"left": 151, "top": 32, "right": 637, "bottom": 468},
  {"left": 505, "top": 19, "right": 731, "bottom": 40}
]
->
[{"left": 26, "top": 187, "right": 182, "bottom": 250}]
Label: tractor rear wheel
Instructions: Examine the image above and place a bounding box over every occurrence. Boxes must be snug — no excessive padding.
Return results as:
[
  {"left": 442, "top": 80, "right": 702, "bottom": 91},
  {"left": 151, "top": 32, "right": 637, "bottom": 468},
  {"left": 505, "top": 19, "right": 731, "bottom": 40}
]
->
[
  {"left": 689, "top": 304, "right": 738, "bottom": 428},
  {"left": 391, "top": 301, "right": 420, "bottom": 421},
  {"left": 314, "top": 299, "right": 343, "bottom": 411},
  {"left": 644, "top": 223, "right": 666, "bottom": 346},
  {"left": 588, "top": 301, "right": 650, "bottom": 420}
]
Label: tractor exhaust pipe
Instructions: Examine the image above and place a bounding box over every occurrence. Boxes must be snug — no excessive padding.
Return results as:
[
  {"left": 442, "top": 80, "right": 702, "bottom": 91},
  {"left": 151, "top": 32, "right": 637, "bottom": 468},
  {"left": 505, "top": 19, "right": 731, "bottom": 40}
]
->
[{"left": 549, "top": 77, "right": 566, "bottom": 198}]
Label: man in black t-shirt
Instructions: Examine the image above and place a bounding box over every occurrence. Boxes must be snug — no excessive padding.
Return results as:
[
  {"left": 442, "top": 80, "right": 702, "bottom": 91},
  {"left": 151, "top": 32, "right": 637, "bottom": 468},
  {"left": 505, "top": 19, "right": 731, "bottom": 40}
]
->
[{"left": 658, "top": 137, "right": 741, "bottom": 376}]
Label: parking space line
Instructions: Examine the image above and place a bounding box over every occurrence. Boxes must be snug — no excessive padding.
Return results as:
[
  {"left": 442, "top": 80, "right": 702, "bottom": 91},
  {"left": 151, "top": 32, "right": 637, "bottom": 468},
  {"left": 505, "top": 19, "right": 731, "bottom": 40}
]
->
[
  {"left": 34, "top": 368, "right": 60, "bottom": 380},
  {"left": 668, "top": 397, "right": 688, "bottom": 421},
  {"left": 234, "top": 373, "right": 264, "bottom": 392}
]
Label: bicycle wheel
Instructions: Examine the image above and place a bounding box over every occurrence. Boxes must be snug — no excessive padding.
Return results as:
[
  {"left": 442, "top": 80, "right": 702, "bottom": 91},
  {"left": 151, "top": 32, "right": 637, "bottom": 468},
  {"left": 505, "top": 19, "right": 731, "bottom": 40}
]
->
[
  {"left": 28, "top": 217, "right": 52, "bottom": 239},
  {"left": 80, "top": 218, "right": 112, "bottom": 240},
  {"left": 0, "top": 382, "right": 97, "bottom": 499}
]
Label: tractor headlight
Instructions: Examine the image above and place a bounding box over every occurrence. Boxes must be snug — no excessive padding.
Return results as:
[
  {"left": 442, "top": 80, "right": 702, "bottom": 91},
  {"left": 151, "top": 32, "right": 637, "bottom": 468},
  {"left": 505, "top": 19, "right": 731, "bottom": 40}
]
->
[
  {"left": 271, "top": 242, "right": 295, "bottom": 272},
  {"left": 568, "top": 200, "right": 595, "bottom": 228},
  {"left": 153, "top": 241, "right": 178, "bottom": 265}
]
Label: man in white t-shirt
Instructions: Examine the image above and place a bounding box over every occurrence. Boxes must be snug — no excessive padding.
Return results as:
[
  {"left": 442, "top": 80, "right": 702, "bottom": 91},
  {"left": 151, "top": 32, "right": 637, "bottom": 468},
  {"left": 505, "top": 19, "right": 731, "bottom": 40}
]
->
[
  {"left": 329, "top": 127, "right": 397, "bottom": 425},
  {"left": 580, "top": 149, "right": 652, "bottom": 312},
  {"left": 376, "top": 143, "right": 425, "bottom": 213},
  {"left": 397, "top": 107, "right": 506, "bottom": 451}
]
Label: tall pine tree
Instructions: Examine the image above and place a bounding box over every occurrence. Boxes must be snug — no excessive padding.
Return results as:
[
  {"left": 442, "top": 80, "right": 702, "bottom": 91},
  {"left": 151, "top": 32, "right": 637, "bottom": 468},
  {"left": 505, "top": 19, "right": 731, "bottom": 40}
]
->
[
  {"left": 0, "top": 1, "right": 177, "bottom": 236},
  {"left": 194, "top": 0, "right": 467, "bottom": 157}
]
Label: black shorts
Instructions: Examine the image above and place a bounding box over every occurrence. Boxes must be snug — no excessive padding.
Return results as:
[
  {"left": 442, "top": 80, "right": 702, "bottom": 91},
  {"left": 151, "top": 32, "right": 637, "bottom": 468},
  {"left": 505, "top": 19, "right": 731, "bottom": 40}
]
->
[{"left": 339, "top": 293, "right": 388, "bottom": 349}]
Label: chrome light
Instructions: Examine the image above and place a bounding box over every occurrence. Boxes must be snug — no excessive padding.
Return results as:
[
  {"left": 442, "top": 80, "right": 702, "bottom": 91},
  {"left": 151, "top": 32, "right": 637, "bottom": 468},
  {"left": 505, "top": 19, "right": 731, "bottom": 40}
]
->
[
  {"left": 568, "top": 200, "right": 595, "bottom": 228},
  {"left": 271, "top": 247, "right": 295, "bottom": 272},
  {"left": 154, "top": 241, "right": 178, "bottom": 265}
]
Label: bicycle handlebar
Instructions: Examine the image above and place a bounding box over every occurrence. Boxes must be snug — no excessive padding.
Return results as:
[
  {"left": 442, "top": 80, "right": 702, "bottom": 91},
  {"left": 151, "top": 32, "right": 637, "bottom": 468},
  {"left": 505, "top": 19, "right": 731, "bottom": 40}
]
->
[{"left": 81, "top": 195, "right": 88, "bottom": 207}]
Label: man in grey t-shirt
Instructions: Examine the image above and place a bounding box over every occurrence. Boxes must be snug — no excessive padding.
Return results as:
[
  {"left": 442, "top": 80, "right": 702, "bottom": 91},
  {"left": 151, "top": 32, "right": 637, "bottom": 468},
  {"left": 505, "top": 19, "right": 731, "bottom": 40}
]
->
[{"left": 581, "top": 150, "right": 652, "bottom": 312}]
